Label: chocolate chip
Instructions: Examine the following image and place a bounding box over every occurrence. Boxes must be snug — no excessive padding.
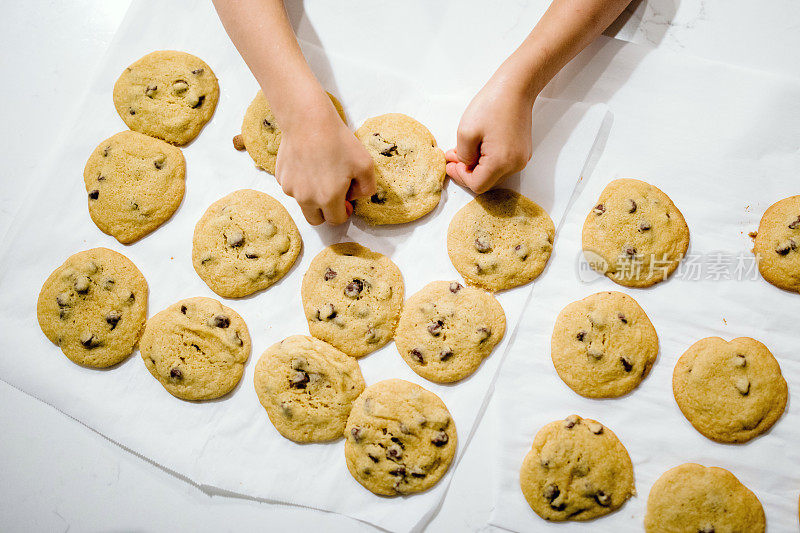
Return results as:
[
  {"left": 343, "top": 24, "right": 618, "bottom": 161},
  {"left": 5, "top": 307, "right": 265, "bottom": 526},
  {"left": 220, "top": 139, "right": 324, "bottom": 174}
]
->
[
  {"left": 621, "top": 356, "right": 633, "bottom": 372},
  {"left": 409, "top": 467, "right": 426, "bottom": 478},
  {"left": 80, "top": 332, "right": 99, "bottom": 348},
  {"left": 698, "top": 525, "right": 715, "bottom": 533},
  {"left": 144, "top": 84, "right": 157, "bottom": 97},
  {"left": 380, "top": 144, "right": 399, "bottom": 157},
  {"left": 427, "top": 320, "right": 444, "bottom": 337},
  {"left": 639, "top": 221, "right": 652, "bottom": 231},
  {"left": 627, "top": 199, "right": 637, "bottom": 213},
  {"left": 514, "top": 243, "right": 530, "bottom": 260},
  {"left": 245, "top": 251, "right": 259, "bottom": 259},
  {"left": 789, "top": 216, "right": 800, "bottom": 230},
  {"left": 88, "top": 189, "right": 99, "bottom": 200},
  {"left": 386, "top": 444, "right": 403, "bottom": 461},
  {"left": 317, "top": 303, "right": 336, "bottom": 321},
  {"left": 344, "top": 279, "right": 364, "bottom": 298},
  {"left": 232, "top": 331, "right": 244, "bottom": 347},
  {"left": 410, "top": 349, "right": 424, "bottom": 364},
  {"left": 587, "top": 421, "right": 603, "bottom": 434},
  {"left": 232, "top": 134, "right": 246, "bottom": 151},
  {"left": 367, "top": 453, "right": 380, "bottom": 463},
  {"left": 594, "top": 491, "right": 611, "bottom": 506},
  {"left": 129, "top": 108, "right": 136, "bottom": 115},
  {"left": 370, "top": 191, "right": 387, "bottom": 204},
  {"left": 289, "top": 370, "right": 309, "bottom": 389},
  {"left": 208, "top": 314, "right": 230, "bottom": 328},
  {"left": 226, "top": 230, "right": 244, "bottom": 247},
  {"left": 180, "top": 305, "right": 187, "bottom": 314},
  {"left": 324, "top": 267, "right": 337, "bottom": 281},
  {"left": 102, "top": 146, "right": 110, "bottom": 157},
  {"left": 733, "top": 354, "right": 747, "bottom": 367},
  {"left": 618, "top": 313, "right": 627, "bottom": 324},
  {"left": 170, "top": 367, "right": 183, "bottom": 379},
  {"left": 389, "top": 467, "right": 406, "bottom": 477},
  {"left": 776, "top": 239, "right": 796, "bottom": 255},
  {"left": 563, "top": 415, "right": 579, "bottom": 429},
  {"left": 350, "top": 427, "right": 363, "bottom": 442},
  {"left": 449, "top": 281, "right": 462, "bottom": 293},
  {"left": 474, "top": 236, "right": 492, "bottom": 253},
  {"left": 593, "top": 204, "right": 605, "bottom": 215},
  {"left": 74, "top": 276, "right": 90, "bottom": 293},
  {"left": 431, "top": 431, "right": 449, "bottom": 447},
  {"left": 543, "top": 483, "right": 560, "bottom": 502},
  {"left": 476, "top": 326, "right": 491, "bottom": 342},
  {"left": 576, "top": 331, "right": 586, "bottom": 342},
  {"left": 153, "top": 155, "right": 165, "bottom": 169},
  {"left": 191, "top": 95, "right": 205, "bottom": 109},
  {"left": 191, "top": 68, "right": 204, "bottom": 75},
  {"left": 56, "top": 293, "right": 70, "bottom": 308},
  {"left": 625, "top": 247, "right": 637, "bottom": 258},
  {"left": 439, "top": 347, "right": 454, "bottom": 361},
  {"left": 172, "top": 80, "right": 189, "bottom": 94},
  {"left": 735, "top": 377, "right": 750, "bottom": 395},
  {"left": 106, "top": 310, "right": 122, "bottom": 330}
]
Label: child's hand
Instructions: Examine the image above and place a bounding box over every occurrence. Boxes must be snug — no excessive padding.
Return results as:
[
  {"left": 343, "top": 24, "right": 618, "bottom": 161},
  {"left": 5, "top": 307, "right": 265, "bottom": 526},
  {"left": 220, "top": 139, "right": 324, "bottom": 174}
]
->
[
  {"left": 446, "top": 75, "right": 535, "bottom": 194},
  {"left": 276, "top": 103, "right": 375, "bottom": 225}
]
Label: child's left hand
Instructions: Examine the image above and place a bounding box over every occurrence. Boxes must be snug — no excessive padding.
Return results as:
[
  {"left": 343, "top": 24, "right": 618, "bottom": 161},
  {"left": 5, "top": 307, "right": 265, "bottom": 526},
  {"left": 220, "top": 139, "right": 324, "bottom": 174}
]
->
[{"left": 446, "top": 73, "right": 536, "bottom": 194}]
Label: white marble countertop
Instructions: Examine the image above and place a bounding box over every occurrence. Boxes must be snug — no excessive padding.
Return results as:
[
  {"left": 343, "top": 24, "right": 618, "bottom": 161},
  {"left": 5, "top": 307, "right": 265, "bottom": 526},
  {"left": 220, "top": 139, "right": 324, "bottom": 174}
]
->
[{"left": 1, "top": 1, "right": 797, "bottom": 531}]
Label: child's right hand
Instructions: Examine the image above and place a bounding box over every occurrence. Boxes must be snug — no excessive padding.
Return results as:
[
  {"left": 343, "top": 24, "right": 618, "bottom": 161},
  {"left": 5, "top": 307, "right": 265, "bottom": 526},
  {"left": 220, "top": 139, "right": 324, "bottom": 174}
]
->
[{"left": 276, "top": 101, "right": 375, "bottom": 226}]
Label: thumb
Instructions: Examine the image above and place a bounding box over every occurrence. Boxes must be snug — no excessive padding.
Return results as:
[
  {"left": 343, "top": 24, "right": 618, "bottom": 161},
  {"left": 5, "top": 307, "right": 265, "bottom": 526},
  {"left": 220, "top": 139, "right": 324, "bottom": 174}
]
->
[
  {"left": 456, "top": 126, "right": 482, "bottom": 168},
  {"left": 460, "top": 157, "right": 506, "bottom": 194}
]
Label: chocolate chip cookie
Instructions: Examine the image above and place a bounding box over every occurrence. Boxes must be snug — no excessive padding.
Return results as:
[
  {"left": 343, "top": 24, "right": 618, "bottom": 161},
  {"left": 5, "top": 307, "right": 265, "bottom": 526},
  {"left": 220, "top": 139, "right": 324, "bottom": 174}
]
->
[
  {"left": 83, "top": 130, "right": 185, "bottom": 243},
  {"left": 301, "top": 242, "right": 404, "bottom": 358},
  {"left": 192, "top": 189, "right": 302, "bottom": 298},
  {"left": 645, "top": 463, "right": 765, "bottom": 533},
  {"left": 519, "top": 415, "right": 635, "bottom": 521},
  {"left": 113, "top": 50, "right": 219, "bottom": 145},
  {"left": 140, "top": 297, "right": 251, "bottom": 401},
  {"left": 447, "top": 189, "right": 555, "bottom": 291},
  {"left": 672, "top": 336, "right": 787, "bottom": 443},
  {"left": 582, "top": 178, "right": 689, "bottom": 287},
  {"left": 36, "top": 248, "right": 148, "bottom": 368},
  {"left": 352, "top": 114, "right": 446, "bottom": 225},
  {"left": 240, "top": 90, "right": 346, "bottom": 175},
  {"left": 551, "top": 291, "right": 658, "bottom": 398},
  {"left": 395, "top": 281, "right": 506, "bottom": 383},
  {"left": 753, "top": 195, "right": 800, "bottom": 292},
  {"left": 254, "top": 335, "right": 366, "bottom": 443},
  {"left": 344, "top": 379, "right": 457, "bottom": 496}
]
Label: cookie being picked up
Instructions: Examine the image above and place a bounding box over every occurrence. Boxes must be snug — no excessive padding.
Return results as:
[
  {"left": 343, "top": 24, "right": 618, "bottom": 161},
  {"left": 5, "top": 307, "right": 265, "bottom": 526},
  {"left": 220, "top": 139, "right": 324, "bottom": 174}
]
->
[
  {"left": 353, "top": 113, "right": 446, "bottom": 225},
  {"left": 395, "top": 281, "right": 506, "bottom": 383}
]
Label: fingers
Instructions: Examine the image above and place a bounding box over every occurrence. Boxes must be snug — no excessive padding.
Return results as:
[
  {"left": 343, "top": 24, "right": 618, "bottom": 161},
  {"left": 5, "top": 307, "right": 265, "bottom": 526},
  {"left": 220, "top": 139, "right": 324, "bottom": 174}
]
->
[
  {"left": 347, "top": 157, "right": 376, "bottom": 200},
  {"left": 464, "top": 159, "right": 507, "bottom": 194},
  {"left": 322, "top": 198, "right": 349, "bottom": 225},
  {"left": 446, "top": 160, "right": 469, "bottom": 188},
  {"left": 300, "top": 204, "right": 324, "bottom": 226}
]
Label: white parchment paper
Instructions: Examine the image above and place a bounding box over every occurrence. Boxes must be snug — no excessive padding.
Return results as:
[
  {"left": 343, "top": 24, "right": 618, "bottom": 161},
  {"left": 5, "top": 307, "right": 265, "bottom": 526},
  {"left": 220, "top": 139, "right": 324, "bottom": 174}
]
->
[
  {"left": 491, "top": 37, "right": 800, "bottom": 532},
  {"left": 0, "top": 1, "right": 608, "bottom": 531}
]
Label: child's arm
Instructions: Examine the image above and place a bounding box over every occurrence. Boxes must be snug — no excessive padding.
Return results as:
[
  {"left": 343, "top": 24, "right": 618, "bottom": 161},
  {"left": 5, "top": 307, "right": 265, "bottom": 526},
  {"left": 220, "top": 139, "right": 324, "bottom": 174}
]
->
[
  {"left": 446, "top": 0, "right": 632, "bottom": 193},
  {"left": 213, "top": 0, "right": 374, "bottom": 225}
]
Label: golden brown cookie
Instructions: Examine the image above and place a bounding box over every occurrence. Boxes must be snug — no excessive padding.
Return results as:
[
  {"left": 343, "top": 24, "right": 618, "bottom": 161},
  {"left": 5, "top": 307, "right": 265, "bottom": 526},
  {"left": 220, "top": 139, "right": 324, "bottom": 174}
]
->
[
  {"left": 753, "top": 195, "right": 800, "bottom": 292},
  {"left": 582, "top": 178, "right": 689, "bottom": 287},
  {"left": 673, "top": 336, "right": 787, "bottom": 443}
]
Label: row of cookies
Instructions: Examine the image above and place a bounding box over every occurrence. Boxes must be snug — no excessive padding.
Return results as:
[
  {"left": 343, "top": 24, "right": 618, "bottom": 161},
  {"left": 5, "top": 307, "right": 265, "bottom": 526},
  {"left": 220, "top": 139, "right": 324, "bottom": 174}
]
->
[
  {"left": 519, "top": 415, "right": 767, "bottom": 531},
  {"left": 581, "top": 177, "right": 800, "bottom": 294},
  {"left": 85, "top": 51, "right": 220, "bottom": 244}
]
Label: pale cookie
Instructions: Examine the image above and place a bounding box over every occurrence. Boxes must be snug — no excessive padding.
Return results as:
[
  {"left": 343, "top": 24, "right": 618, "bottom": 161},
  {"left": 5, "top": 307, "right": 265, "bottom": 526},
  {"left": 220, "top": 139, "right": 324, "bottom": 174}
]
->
[
  {"left": 753, "top": 195, "right": 800, "bottom": 292},
  {"left": 254, "top": 335, "right": 366, "bottom": 443},
  {"left": 551, "top": 291, "right": 658, "bottom": 398},
  {"left": 301, "top": 242, "right": 404, "bottom": 358},
  {"left": 113, "top": 50, "right": 219, "bottom": 145},
  {"left": 520, "top": 415, "right": 635, "bottom": 522},
  {"left": 395, "top": 281, "right": 506, "bottom": 383},
  {"left": 37, "top": 248, "right": 148, "bottom": 368},
  {"left": 582, "top": 178, "right": 689, "bottom": 287},
  {"left": 353, "top": 114, "right": 446, "bottom": 225},
  {"left": 344, "top": 379, "right": 457, "bottom": 496},
  {"left": 447, "top": 189, "right": 555, "bottom": 291},
  {"left": 84, "top": 130, "right": 185, "bottom": 243},
  {"left": 240, "top": 90, "right": 346, "bottom": 174},
  {"left": 645, "top": 463, "right": 765, "bottom": 533},
  {"left": 192, "top": 189, "right": 302, "bottom": 298},
  {"left": 140, "top": 297, "right": 251, "bottom": 401},
  {"left": 672, "top": 336, "right": 787, "bottom": 443}
]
